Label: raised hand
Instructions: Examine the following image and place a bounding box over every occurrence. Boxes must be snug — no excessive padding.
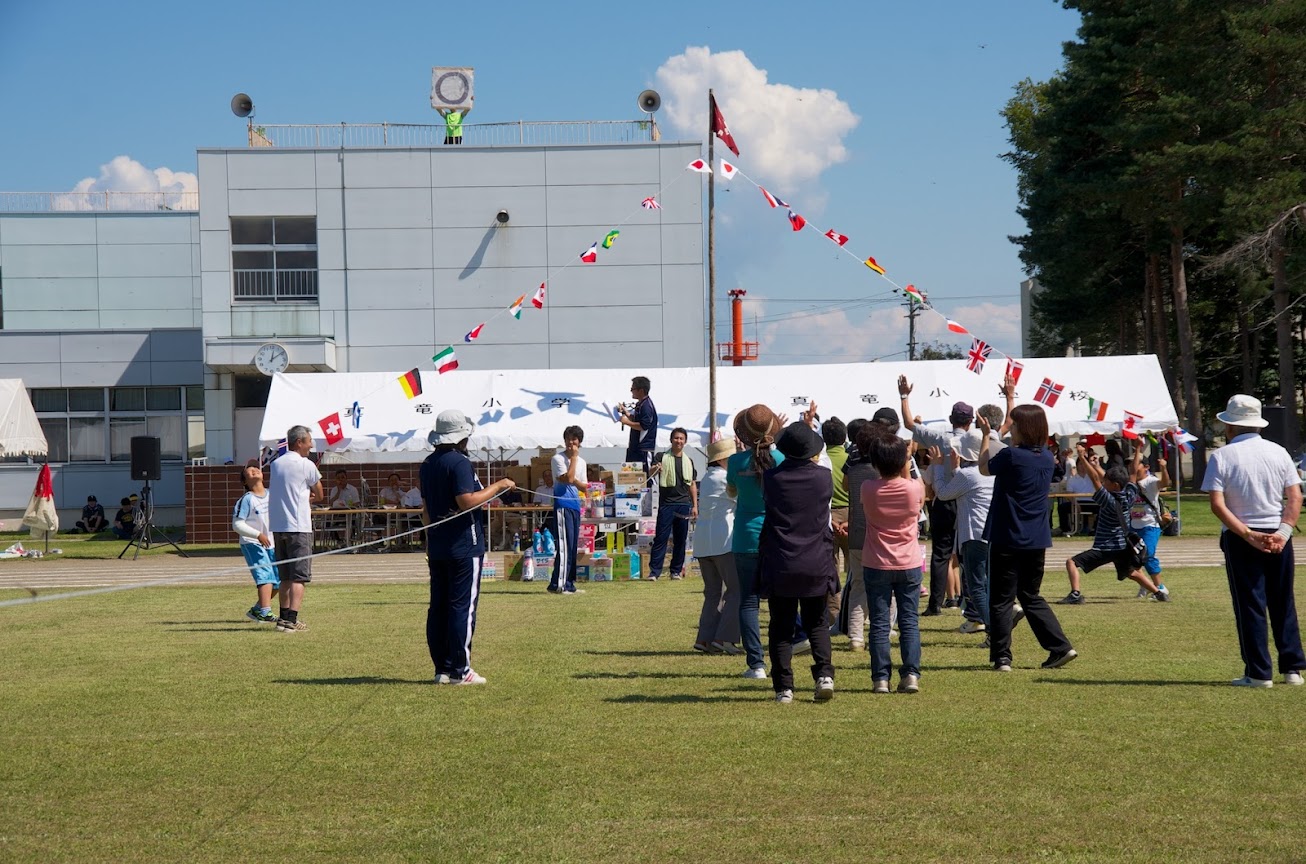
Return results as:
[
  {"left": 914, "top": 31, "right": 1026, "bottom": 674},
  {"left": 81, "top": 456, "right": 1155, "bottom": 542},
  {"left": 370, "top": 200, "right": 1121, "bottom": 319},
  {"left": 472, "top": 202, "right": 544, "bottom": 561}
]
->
[{"left": 898, "top": 375, "right": 913, "bottom": 397}]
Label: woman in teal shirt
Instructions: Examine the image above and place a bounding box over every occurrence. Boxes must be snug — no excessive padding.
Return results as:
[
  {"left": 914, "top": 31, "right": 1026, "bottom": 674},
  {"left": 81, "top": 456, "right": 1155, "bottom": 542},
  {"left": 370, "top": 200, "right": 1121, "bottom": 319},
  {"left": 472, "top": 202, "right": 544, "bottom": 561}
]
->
[{"left": 726, "top": 404, "right": 784, "bottom": 679}]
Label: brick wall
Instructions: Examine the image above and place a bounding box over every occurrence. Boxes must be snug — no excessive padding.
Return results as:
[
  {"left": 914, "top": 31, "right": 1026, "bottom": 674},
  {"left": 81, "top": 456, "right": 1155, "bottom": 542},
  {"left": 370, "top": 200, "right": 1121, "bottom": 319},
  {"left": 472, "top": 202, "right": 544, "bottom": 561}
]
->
[{"left": 185, "top": 462, "right": 429, "bottom": 543}]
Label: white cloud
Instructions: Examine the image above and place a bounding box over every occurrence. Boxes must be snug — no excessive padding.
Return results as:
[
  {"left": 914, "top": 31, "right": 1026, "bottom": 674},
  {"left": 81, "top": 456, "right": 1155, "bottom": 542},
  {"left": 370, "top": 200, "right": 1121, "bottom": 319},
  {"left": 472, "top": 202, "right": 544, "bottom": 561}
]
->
[
  {"left": 655, "top": 47, "right": 859, "bottom": 193},
  {"left": 750, "top": 300, "right": 1022, "bottom": 365},
  {"left": 55, "top": 155, "right": 197, "bottom": 210}
]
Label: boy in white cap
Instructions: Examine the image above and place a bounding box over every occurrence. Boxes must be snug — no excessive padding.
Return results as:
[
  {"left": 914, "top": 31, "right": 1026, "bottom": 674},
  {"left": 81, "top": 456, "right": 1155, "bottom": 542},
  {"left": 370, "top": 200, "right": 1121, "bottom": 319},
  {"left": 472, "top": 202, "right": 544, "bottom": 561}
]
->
[
  {"left": 1202, "top": 394, "right": 1304, "bottom": 688},
  {"left": 420, "top": 409, "right": 516, "bottom": 685}
]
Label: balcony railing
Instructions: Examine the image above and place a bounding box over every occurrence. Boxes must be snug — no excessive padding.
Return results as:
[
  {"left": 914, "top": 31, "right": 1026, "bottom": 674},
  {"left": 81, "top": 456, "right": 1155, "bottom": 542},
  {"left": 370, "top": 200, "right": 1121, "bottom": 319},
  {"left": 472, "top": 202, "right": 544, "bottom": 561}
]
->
[
  {"left": 0, "top": 191, "right": 198, "bottom": 213},
  {"left": 249, "top": 119, "right": 659, "bottom": 149},
  {"left": 233, "top": 269, "right": 319, "bottom": 303}
]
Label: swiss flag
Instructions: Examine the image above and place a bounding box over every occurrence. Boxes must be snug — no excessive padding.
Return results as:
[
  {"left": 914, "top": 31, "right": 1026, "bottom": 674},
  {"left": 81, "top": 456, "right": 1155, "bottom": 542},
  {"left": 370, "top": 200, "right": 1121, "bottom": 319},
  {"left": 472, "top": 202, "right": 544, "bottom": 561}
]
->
[
  {"left": 319, "top": 412, "right": 344, "bottom": 446},
  {"left": 824, "top": 229, "right": 849, "bottom": 247}
]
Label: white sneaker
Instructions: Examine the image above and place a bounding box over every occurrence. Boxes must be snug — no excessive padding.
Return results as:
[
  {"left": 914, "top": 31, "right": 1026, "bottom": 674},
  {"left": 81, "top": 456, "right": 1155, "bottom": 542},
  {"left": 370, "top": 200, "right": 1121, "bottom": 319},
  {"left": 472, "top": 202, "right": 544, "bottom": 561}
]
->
[
  {"left": 897, "top": 673, "right": 920, "bottom": 694},
  {"left": 742, "top": 666, "right": 768, "bottom": 680},
  {"left": 1284, "top": 671, "right": 1304, "bottom": 686},
  {"left": 792, "top": 639, "right": 811, "bottom": 655},
  {"left": 872, "top": 679, "right": 890, "bottom": 694},
  {"left": 775, "top": 689, "right": 794, "bottom": 704},
  {"left": 434, "top": 673, "right": 451, "bottom": 685},
  {"left": 958, "top": 620, "right": 986, "bottom": 634},
  {"left": 1231, "top": 676, "right": 1273, "bottom": 688},
  {"left": 814, "top": 676, "right": 834, "bottom": 701},
  {"left": 1012, "top": 604, "right": 1026, "bottom": 625},
  {"left": 454, "top": 669, "right": 487, "bottom": 685},
  {"left": 994, "top": 663, "right": 1013, "bottom": 672}
]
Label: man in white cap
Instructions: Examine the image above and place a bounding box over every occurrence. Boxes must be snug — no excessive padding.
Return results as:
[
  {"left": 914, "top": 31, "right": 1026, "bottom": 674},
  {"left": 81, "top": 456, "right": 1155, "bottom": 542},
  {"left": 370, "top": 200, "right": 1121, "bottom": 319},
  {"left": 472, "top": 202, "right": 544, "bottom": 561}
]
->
[
  {"left": 420, "top": 409, "right": 516, "bottom": 686},
  {"left": 1202, "top": 394, "right": 1305, "bottom": 688}
]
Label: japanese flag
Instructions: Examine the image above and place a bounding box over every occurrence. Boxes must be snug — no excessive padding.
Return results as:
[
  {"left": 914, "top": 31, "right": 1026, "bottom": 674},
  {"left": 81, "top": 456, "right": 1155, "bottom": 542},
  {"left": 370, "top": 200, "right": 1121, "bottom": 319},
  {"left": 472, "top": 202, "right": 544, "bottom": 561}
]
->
[
  {"left": 719, "top": 159, "right": 738, "bottom": 180},
  {"left": 686, "top": 159, "right": 712, "bottom": 174}
]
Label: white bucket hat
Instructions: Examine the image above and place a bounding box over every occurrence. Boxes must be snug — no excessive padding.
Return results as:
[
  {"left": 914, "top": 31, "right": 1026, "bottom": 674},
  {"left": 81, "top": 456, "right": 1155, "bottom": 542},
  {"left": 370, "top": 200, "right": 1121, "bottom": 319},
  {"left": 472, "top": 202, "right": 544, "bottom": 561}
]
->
[
  {"left": 1216, "top": 394, "right": 1269, "bottom": 429},
  {"left": 428, "top": 409, "right": 475, "bottom": 445},
  {"left": 956, "top": 430, "right": 984, "bottom": 462}
]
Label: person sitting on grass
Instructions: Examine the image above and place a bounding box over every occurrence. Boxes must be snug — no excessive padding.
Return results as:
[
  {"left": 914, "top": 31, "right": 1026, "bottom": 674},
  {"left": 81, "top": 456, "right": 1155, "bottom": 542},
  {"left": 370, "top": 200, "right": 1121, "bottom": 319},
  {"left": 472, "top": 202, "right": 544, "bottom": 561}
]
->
[
  {"left": 1058, "top": 445, "right": 1170, "bottom": 605},
  {"left": 233, "top": 465, "right": 279, "bottom": 624},
  {"left": 111, "top": 497, "right": 136, "bottom": 540},
  {"left": 76, "top": 495, "right": 107, "bottom": 534}
]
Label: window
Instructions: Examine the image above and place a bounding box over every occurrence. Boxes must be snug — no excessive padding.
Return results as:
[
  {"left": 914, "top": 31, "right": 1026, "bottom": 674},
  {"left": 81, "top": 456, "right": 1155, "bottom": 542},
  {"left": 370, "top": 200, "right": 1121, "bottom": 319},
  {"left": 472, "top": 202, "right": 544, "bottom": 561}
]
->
[
  {"left": 231, "top": 216, "right": 318, "bottom": 303},
  {"left": 29, "top": 386, "right": 199, "bottom": 464}
]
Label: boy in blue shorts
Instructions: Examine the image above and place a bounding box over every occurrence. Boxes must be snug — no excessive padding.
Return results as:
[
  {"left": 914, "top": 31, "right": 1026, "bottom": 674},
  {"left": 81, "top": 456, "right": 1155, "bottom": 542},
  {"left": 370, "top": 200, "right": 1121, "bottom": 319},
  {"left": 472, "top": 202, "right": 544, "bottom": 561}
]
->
[{"left": 233, "top": 464, "right": 279, "bottom": 622}]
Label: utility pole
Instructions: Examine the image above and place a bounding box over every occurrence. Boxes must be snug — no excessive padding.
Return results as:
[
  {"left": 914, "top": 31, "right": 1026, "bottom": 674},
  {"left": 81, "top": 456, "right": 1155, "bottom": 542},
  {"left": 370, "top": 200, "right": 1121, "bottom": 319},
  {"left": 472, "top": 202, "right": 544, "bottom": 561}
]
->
[
  {"left": 707, "top": 88, "right": 717, "bottom": 437},
  {"left": 906, "top": 294, "right": 918, "bottom": 361}
]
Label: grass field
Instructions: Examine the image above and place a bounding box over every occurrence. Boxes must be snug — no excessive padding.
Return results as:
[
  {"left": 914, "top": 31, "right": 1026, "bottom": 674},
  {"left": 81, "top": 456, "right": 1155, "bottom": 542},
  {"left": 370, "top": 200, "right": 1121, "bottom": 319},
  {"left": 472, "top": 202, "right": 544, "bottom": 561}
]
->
[{"left": 2, "top": 563, "right": 1304, "bottom": 863}]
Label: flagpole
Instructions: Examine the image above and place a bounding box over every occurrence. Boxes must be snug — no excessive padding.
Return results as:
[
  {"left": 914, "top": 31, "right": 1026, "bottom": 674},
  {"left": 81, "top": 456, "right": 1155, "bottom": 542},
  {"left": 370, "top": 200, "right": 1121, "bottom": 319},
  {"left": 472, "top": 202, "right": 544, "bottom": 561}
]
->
[{"left": 707, "top": 89, "right": 718, "bottom": 439}]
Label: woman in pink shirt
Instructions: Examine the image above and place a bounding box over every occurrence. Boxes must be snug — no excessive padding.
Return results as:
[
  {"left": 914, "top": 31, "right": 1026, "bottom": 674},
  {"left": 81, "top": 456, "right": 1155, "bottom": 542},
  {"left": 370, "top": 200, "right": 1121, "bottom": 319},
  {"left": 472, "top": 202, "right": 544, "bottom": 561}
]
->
[{"left": 861, "top": 426, "right": 926, "bottom": 693}]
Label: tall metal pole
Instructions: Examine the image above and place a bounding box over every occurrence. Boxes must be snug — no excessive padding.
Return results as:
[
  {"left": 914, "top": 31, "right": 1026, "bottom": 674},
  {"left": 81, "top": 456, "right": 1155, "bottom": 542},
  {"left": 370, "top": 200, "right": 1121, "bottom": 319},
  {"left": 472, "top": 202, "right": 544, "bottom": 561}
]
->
[
  {"left": 907, "top": 295, "right": 918, "bottom": 361},
  {"left": 707, "top": 89, "right": 718, "bottom": 437}
]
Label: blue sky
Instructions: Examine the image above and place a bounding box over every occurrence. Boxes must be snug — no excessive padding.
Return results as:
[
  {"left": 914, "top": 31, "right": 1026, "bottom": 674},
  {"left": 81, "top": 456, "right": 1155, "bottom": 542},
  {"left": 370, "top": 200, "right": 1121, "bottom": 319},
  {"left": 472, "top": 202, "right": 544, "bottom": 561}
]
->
[{"left": 0, "top": 0, "right": 1080, "bottom": 362}]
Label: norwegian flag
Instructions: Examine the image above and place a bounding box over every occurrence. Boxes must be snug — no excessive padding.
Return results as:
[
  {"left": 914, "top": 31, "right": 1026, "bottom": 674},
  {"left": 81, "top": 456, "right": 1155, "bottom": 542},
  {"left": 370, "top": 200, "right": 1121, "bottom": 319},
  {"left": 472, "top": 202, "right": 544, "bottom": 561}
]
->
[
  {"left": 1006, "top": 358, "right": 1024, "bottom": 387},
  {"left": 824, "top": 229, "right": 849, "bottom": 247},
  {"left": 787, "top": 210, "right": 806, "bottom": 232},
  {"left": 1034, "top": 377, "right": 1065, "bottom": 408},
  {"left": 1121, "top": 410, "right": 1144, "bottom": 439},
  {"left": 640, "top": 196, "right": 660, "bottom": 210},
  {"left": 531, "top": 283, "right": 546, "bottom": 309},
  {"left": 686, "top": 159, "right": 712, "bottom": 174},
  {"left": 719, "top": 159, "right": 738, "bottom": 180},
  {"left": 966, "top": 338, "right": 992, "bottom": 374},
  {"left": 760, "top": 187, "right": 788, "bottom": 209},
  {"left": 319, "top": 412, "right": 344, "bottom": 446}
]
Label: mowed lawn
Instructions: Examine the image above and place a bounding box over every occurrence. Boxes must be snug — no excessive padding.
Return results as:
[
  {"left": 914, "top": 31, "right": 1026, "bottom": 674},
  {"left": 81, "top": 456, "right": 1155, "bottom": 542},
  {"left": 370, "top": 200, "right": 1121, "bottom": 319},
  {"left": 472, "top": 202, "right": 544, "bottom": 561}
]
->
[{"left": 2, "top": 565, "right": 1304, "bottom": 863}]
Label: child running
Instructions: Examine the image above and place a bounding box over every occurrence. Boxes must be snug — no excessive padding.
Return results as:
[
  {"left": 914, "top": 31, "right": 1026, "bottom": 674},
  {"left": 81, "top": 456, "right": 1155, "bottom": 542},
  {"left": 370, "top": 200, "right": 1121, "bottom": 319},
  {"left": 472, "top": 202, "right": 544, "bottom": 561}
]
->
[
  {"left": 1059, "top": 444, "right": 1170, "bottom": 604},
  {"left": 233, "top": 464, "right": 279, "bottom": 623}
]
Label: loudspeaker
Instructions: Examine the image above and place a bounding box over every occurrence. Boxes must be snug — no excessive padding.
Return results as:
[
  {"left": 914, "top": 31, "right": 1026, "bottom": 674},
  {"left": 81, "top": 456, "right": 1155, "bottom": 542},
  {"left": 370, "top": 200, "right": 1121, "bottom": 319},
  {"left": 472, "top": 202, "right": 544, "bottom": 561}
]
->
[
  {"left": 131, "top": 436, "right": 162, "bottom": 481},
  {"left": 1262, "top": 405, "right": 1289, "bottom": 447},
  {"left": 637, "top": 89, "right": 661, "bottom": 114},
  {"left": 230, "top": 93, "right": 254, "bottom": 118}
]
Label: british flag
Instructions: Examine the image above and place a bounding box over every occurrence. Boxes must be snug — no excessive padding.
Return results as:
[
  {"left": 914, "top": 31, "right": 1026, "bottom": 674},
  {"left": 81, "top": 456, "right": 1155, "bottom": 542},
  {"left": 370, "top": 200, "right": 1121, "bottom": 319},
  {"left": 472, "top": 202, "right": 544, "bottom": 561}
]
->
[
  {"left": 1034, "top": 377, "right": 1064, "bottom": 407},
  {"left": 966, "top": 338, "right": 992, "bottom": 374}
]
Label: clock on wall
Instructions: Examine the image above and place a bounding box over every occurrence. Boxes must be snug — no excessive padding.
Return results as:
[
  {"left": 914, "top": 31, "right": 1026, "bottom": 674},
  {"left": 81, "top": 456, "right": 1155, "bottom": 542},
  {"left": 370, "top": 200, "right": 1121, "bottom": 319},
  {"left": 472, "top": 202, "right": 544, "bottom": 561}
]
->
[{"left": 253, "top": 343, "right": 289, "bottom": 376}]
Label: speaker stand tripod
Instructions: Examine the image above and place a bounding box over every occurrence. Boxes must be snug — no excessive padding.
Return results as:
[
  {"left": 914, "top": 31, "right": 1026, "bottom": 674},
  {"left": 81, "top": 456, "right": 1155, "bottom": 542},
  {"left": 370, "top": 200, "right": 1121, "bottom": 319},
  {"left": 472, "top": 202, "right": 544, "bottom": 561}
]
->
[{"left": 119, "top": 480, "right": 188, "bottom": 560}]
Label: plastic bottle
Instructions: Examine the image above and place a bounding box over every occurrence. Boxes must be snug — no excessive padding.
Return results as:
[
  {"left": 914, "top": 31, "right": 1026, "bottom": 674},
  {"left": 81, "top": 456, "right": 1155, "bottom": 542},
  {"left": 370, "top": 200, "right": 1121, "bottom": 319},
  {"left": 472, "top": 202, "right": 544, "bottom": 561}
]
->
[
  {"left": 511, "top": 532, "right": 521, "bottom": 553},
  {"left": 533, "top": 529, "right": 544, "bottom": 555},
  {"left": 522, "top": 542, "right": 535, "bottom": 581},
  {"left": 543, "top": 527, "right": 556, "bottom": 557}
]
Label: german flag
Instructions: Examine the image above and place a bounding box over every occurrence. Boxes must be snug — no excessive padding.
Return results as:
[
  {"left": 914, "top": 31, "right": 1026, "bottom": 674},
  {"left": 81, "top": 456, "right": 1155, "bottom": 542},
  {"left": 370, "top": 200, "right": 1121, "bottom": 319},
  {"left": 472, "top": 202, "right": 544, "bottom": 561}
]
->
[{"left": 398, "top": 368, "right": 423, "bottom": 399}]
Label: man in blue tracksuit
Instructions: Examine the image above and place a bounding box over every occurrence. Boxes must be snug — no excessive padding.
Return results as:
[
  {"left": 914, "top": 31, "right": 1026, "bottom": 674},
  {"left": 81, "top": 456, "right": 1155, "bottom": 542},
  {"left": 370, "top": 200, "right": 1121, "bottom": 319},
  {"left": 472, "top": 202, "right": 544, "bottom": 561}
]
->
[
  {"left": 550, "top": 425, "right": 587, "bottom": 595},
  {"left": 420, "top": 410, "right": 516, "bottom": 686}
]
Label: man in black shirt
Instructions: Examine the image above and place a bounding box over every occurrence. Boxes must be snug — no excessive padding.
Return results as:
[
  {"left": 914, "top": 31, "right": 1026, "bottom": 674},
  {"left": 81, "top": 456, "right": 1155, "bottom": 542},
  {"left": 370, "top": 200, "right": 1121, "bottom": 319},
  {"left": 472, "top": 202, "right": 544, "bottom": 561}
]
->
[{"left": 617, "top": 375, "right": 658, "bottom": 473}]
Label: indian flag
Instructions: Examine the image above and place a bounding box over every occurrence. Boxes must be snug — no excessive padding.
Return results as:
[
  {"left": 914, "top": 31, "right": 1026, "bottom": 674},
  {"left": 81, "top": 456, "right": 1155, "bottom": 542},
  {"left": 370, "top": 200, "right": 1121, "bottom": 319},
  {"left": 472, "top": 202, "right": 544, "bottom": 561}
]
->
[
  {"left": 433, "top": 346, "right": 458, "bottom": 375},
  {"left": 508, "top": 294, "right": 525, "bottom": 319},
  {"left": 398, "top": 368, "right": 423, "bottom": 399}
]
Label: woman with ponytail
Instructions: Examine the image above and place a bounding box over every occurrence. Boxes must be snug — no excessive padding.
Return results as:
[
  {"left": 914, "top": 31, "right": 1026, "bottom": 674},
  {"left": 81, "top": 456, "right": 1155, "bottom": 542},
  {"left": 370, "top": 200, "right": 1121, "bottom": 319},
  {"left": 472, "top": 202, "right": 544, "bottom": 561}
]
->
[{"left": 726, "top": 404, "right": 783, "bottom": 679}]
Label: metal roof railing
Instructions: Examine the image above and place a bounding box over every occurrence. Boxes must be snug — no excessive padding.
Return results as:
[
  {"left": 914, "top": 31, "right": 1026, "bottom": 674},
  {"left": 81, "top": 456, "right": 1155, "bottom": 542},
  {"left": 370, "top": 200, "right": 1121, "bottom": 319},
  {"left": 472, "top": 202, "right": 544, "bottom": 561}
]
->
[
  {"left": 0, "top": 191, "right": 199, "bottom": 213},
  {"left": 248, "top": 119, "right": 659, "bottom": 149}
]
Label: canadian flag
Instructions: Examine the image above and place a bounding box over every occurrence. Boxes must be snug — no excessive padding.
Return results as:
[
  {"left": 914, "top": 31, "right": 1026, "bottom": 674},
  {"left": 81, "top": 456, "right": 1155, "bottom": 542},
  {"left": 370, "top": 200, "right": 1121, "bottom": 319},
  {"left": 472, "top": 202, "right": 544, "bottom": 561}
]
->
[
  {"left": 686, "top": 159, "right": 712, "bottom": 174},
  {"left": 531, "top": 283, "right": 546, "bottom": 309},
  {"left": 1121, "top": 410, "right": 1144, "bottom": 439},
  {"left": 719, "top": 159, "right": 738, "bottom": 180},
  {"left": 319, "top": 412, "right": 344, "bottom": 446},
  {"left": 824, "top": 229, "right": 849, "bottom": 247},
  {"left": 580, "top": 243, "right": 599, "bottom": 263}
]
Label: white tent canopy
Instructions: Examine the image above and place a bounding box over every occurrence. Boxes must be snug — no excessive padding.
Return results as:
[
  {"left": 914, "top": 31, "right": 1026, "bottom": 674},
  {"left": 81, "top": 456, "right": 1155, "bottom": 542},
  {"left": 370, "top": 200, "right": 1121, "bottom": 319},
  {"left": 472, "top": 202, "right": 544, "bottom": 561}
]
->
[
  {"left": 259, "top": 356, "right": 1179, "bottom": 454},
  {"left": 0, "top": 379, "right": 47, "bottom": 457}
]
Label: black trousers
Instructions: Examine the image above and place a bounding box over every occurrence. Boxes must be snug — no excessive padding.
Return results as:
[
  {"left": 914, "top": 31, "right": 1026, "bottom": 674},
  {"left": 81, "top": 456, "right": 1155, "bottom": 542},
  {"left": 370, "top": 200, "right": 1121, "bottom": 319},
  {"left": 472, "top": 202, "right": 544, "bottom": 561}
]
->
[
  {"left": 988, "top": 545, "right": 1072, "bottom": 666},
  {"left": 768, "top": 595, "right": 834, "bottom": 693},
  {"left": 1221, "top": 531, "right": 1305, "bottom": 680},
  {"left": 927, "top": 498, "right": 957, "bottom": 610}
]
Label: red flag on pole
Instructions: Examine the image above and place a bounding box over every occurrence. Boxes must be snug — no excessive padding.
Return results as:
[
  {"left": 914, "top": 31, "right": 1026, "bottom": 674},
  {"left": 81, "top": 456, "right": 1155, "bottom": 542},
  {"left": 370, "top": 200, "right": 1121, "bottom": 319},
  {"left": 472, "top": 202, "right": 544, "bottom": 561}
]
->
[{"left": 710, "top": 93, "right": 740, "bottom": 156}]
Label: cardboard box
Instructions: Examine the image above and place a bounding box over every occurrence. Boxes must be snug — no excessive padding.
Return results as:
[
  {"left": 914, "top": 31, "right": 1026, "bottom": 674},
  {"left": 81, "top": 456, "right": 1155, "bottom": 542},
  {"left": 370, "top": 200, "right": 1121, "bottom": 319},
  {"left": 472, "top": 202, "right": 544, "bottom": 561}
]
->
[
  {"left": 502, "top": 552, "right": 540, "bottom": 582},
  {"left": 506, "top": 466, "right": 531, "bottom": 490},
  {"left": 590, "top": 558, "right": 614, "bottom": 582},
  {"left": 614, "top": 495, "right": 642, "bottom": 519},
  {"left": 482, "top": 559, "right": 499, "bottom": 580},
  {"left": 616, "top": 471, "right": 646, "bottom": 487},
  {"left": 535, "top": 556, "right": 555, "bottom": 580},
  {"left": 612, "top": 551, "right": 643, "bottom": 580},
  {"left": 579, "top": 523, "right": 597, "bottom": 554}
]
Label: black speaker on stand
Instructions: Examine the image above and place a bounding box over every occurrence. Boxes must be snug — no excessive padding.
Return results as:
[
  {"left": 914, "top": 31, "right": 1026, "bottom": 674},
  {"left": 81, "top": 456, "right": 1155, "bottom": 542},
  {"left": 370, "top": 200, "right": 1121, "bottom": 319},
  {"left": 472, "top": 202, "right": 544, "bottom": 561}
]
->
[
  {"left": 1262, "top": 406, "right": 1289, "bottom": 448},
  {"left": 119, "top": 436, "right": 187, "bottom": 560}
]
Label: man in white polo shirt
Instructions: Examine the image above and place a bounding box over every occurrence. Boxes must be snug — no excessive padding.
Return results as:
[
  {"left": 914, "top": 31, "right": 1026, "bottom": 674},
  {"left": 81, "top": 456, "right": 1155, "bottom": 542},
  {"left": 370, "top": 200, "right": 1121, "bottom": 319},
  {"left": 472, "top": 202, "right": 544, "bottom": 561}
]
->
[
  {"left": 1202, "top": 394, "right": 1305, "bottom": 688},
  {"left": 268, "top": 424, "right": 324, "bottom": 633}
]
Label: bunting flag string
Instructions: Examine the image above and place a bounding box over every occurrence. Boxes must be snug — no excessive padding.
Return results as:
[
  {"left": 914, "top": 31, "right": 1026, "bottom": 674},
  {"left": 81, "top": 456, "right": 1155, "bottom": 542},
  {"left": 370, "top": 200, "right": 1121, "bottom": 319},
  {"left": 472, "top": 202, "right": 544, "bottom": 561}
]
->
[{"left": 531, "top": 283, "right": 546, "bottom": 309}]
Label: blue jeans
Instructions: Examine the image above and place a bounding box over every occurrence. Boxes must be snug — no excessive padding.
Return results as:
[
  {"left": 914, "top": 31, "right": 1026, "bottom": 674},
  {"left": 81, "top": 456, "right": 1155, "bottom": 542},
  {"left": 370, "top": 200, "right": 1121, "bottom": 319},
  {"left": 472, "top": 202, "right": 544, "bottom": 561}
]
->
[
  {"left": 649, "top": 501, "right": 691, "bottom": 578},
  {"left": 1138, "top": 525, "right": 1162, "bottom": 577},
  {"left": 864, "top": 566, "right": 922, "bottom": 681},
  {"left": 960, "top": 540, "right": 990, "bottom": 627},
  {"left": 735, "top": 552, "right": 765, "bottom": 670}
]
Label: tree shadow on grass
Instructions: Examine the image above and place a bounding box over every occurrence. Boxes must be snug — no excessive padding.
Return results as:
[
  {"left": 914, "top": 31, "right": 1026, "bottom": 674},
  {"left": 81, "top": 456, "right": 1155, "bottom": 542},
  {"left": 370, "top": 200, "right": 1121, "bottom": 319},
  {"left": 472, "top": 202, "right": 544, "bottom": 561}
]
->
[
  {"left": 583, "top": 650, "right": 685, "bottom": 658},
  {"left": 166, "top": 626, "right": 262, "bottom": 633},
  {"left": 273, "top": 676, "right": 429, "bottom": 686},
  {"left": 1033, "top": 677, "right": 1228, "bottom": 688},
  {"left": 573, "top": 671, "right": 739, "bottom": 681}
]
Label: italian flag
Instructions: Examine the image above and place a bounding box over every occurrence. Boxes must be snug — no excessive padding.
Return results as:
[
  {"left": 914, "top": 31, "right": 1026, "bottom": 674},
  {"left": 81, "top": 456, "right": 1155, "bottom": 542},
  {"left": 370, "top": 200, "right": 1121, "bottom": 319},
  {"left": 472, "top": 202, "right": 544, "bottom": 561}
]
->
[
  {"left": 1088, "top": 398, "right": 1109, "bottom": 421},
  {"left": 433, "top": 346, "right": 458, "bottom": 375},
  {"left": 903, "top": 283, "right": 924, "bottom": 303}
]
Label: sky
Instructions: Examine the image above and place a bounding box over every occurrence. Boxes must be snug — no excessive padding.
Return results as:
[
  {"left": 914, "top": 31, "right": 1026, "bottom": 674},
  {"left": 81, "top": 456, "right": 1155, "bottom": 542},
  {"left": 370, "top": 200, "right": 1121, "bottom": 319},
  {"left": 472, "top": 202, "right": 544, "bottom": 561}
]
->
[{"left": 0, "top": 0, "right": 1081, "bottom": 365}]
